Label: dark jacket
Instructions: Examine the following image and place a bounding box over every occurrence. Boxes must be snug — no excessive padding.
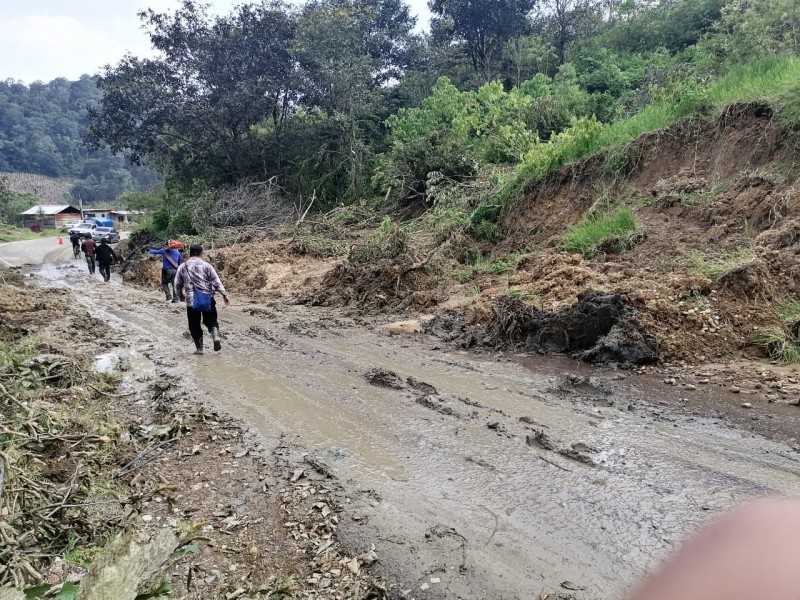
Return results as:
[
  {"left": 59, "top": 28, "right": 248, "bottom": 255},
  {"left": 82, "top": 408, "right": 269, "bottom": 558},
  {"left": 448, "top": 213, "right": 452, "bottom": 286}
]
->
[{"left": 95, "top": 244, "right": 118, "bottom": 264}]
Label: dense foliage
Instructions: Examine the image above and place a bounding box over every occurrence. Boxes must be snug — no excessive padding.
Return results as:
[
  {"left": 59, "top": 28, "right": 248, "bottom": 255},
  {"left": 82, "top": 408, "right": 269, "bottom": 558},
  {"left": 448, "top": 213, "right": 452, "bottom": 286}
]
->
[
  {"left": 0, "top": 77, "right": 159, "bottom": 204},
  {"left": 6, "top": 0, "right": 798, "bottom": 233}
]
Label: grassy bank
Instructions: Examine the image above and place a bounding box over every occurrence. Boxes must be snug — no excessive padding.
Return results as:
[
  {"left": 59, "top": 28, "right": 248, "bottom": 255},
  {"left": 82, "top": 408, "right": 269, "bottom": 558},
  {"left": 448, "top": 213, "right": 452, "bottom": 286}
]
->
[
  {"left": 0, "top": 225, "right": 59, "bottom": 243},
  {"left": 493, "top": 56, "right": 800, "bottom": 208}
]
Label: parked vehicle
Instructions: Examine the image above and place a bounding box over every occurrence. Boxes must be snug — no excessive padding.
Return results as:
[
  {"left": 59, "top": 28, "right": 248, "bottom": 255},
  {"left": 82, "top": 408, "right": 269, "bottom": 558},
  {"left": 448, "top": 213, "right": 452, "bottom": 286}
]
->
[
  {"left": 61, "top": 220, "right": 82, "bottom": 233},
  {"left": 69, "top": 223, "right": 97, "bottom": 237},
  {"left": 91, "top": 227, "right": 121, "bottom": 243}
]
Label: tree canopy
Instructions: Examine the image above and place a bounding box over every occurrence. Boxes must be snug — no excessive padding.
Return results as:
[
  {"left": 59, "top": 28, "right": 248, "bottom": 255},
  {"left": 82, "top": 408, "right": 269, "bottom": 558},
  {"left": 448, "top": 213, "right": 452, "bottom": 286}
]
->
[
  {"left": 2, "top": 0, "right": 796, "bottom": 231},
  {"left": 0, "top": 76, "right": 159, "bottom": 204}
]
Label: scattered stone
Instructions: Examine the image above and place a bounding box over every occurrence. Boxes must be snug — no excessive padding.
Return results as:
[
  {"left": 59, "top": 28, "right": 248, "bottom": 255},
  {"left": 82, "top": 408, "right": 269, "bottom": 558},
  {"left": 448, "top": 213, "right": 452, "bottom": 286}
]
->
[
  {"left": 729, "top": 386, "right": 741, "bottom": 394},
  {"left": 684, "top": 384, "right": 697, "bottom": 391},
  {"left": 741, "top": 403, "right": 753, "bottom": 409},
  {"left": 407, "top": 376, "right": 438, "bottom": 395},
  {"left": 364, "top": 368, "right": 406, "bottom": 389},
  {"left": 526, "top": 430, "right": 556, "bottom": 451}
]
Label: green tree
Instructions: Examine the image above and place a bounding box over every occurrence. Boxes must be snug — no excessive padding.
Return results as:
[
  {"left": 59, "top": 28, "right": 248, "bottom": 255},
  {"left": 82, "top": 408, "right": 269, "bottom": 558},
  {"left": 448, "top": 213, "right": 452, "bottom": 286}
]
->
[
  {"left": 429, "top": 0, "right": 537, "bottom": 81},
  {"left": 87, "top": 0, "right": 296, "bottom": 185},
  {"left": 700, "top": 0, "right": 799, "bottom": 65},
  {"left": 0, "top": 177, "right": 36, "bottom": 226}
]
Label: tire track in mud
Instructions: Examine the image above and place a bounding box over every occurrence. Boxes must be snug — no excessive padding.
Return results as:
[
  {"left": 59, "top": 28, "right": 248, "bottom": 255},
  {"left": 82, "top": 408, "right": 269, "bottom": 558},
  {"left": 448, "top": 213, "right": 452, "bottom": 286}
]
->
[{"left": 31, "top": 261, "right": 800, "bottom": 600}]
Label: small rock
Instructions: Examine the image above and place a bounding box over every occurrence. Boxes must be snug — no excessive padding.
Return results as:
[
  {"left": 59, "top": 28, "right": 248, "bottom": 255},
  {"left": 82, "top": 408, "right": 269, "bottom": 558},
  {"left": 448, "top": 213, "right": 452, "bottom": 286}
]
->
[
  {"left": 346, "top": 557, "right": 360, "bottom": 575},
  {"left": 729, "top": 386, "right": 741, "bottom": 394},
  {"left": 663, "top": 378, "right": 676, "bottom": 385},
  {"left": 248, "top": 546, "right": 259, "bottom": 556},
  {"left": 684, "top": 384, "right": 697, "bottom": 391},
  {"left": 741, "top": 402, "right": 753, "bottom": 409},
  {"left": 141, "top": 514, "right": 153, "bottom": 522}
]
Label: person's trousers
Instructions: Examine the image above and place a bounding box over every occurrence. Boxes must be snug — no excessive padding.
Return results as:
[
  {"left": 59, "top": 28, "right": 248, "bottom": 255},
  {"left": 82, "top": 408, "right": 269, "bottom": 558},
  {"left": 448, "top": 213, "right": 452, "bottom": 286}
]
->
[
  {"left": 85, "top": 255, "right": 95, "bottom": 273},
  {"left": 98, "top": 261, "right": 112, "bottom": 282},
  {"left": 161, "top": 268, "right": 177, "bottom": 300},
  {"left": 186, "top": 298, "right": 218, "bottom": 343}
]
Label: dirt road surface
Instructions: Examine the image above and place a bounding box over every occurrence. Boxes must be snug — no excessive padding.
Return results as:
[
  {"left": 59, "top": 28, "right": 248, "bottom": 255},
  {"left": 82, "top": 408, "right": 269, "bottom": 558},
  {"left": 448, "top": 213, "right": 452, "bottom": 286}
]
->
[
  {"left": 5, "top": 238, "right": 800, "bottom": 600},
  {"left": 0, "top": 236, "right": 69, "bottom": 267}
]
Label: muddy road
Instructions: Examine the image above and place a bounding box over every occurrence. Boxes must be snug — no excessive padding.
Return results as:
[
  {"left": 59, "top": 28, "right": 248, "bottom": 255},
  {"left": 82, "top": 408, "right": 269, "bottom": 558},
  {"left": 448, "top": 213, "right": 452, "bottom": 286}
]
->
[{"left": 7, "top": 241, "right": 800, "bottom": 600}]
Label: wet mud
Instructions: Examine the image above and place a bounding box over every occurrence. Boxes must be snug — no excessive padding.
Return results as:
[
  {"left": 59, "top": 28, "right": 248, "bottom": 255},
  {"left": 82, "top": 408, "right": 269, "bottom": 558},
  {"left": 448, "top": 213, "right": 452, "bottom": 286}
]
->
[
  {"left": 427, "top": 292, "right": 658, "bottom": 365},
  {"left": 24, "top": 258, "right": 800, "bottom": 600}
]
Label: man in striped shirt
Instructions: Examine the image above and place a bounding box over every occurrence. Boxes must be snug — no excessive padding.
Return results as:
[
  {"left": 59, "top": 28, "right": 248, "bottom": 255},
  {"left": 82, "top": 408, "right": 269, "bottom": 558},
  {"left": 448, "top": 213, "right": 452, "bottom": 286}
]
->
[{"left": 175, "top": 245, "right": 231, "bottom": 355}]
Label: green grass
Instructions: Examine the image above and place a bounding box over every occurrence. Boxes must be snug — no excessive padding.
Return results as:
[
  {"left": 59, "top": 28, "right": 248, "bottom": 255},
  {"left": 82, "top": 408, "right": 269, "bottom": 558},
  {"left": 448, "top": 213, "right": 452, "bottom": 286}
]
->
[
  {"left": 691, "top": 248, "right": 757, "bottom": 281},
  {"left": 562, "top": 205, "right": 640, "bottom": 256},
  {"left": 292, "top": 233, "right": 349, "bottom": 258},
  {"left": 752, "top": 297, "right": 800, "bottom": 364},
  {"left": 507, "top": 287, "right": 538, "bottom": 303},
  {"left": 776, "top": 297, "right": 800, "bottom": 326},
  {"left": 751, "top": 326, "right": 800, "bottom": 364},
  {"left": 0, "top": 225, "right": 59, "bottom": 243},
  {"left": 349, "top": 216, "right": 409, "bottom": 263}
]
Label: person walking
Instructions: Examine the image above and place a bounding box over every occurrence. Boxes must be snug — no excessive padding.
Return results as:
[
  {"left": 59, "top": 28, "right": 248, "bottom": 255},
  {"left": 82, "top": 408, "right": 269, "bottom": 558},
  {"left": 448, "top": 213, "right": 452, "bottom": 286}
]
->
[
  {"left": 69, "top": 231, "right": 81, "bottom": 258},
  {"left": 149, "top": 242, "right": 182, "bottom": 302},
  {"left": 174, "top": 244, "right": 230, "bottom": 355},
  {"left": 80, "top": 234, "right": 97, "bottom": 274},
  {"left": 95, "top": 239, "right": 119, "bottom": 283}
]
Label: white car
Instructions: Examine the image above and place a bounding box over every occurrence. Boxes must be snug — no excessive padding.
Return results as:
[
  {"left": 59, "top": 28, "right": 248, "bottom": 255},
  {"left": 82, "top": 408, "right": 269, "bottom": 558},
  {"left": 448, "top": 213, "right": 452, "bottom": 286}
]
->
[
  {"left": 91, "top": 227, "right": 121, "bottom": 243},
  {"left": 69, "top": 221, "right": 98, "bottom": 236},
  {"left": 61, "top": 220, "right": 83, "bottom": 232}
]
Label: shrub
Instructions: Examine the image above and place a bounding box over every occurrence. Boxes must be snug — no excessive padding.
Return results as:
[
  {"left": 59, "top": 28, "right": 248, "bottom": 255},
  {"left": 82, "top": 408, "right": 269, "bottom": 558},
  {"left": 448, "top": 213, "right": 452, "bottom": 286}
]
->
[
  {"left": 349, "top": 217, "right": 409, "bottom": 263},
  {"left": 562, "top": 205, "right": 640, "bottom": 256},
  {"left": 292, "top": 234, "right": 349, "bottom": 258}
]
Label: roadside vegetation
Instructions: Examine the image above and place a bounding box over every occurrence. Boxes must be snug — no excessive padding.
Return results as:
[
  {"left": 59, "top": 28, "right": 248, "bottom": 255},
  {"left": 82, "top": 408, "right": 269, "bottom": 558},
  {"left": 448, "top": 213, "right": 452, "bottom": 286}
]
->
[
  {"left": 562, "top": 205, "right": 640, "bottom": 256},
  {"left": 752, "top": 299, "right": 800, "bottom": 363},
  {"left": 0, "top": 226, "right": 56, "bottom": 243},
  {"left": 691, "top": 248, "right": 757, "bottom": 281}
]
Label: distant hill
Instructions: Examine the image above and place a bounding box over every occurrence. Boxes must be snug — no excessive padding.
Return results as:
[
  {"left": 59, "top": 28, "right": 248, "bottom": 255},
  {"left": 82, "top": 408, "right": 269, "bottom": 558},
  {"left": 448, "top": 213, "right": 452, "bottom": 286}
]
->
[
  {"left": 0, "top": 76, "right": 160, "bottom": 203},
  {"left": 0, "top": 172, "right": 76, "bottom": 204}
]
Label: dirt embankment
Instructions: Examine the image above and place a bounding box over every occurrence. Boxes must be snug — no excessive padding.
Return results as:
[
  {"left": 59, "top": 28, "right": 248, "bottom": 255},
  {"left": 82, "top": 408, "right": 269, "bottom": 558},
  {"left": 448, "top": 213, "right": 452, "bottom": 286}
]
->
[
  {"left": 487, "top": 103, "right": 800, "bottom": 364},
  {"left": 0, "top": 269, "right": 387, "bottom": 598}
]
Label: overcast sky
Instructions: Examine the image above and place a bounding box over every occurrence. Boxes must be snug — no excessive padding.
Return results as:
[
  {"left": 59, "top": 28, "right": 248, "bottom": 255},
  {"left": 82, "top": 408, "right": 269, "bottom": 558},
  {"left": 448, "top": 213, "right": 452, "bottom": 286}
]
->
[{"left": 0, "top": 0, "right": 431, "bottom": 84}]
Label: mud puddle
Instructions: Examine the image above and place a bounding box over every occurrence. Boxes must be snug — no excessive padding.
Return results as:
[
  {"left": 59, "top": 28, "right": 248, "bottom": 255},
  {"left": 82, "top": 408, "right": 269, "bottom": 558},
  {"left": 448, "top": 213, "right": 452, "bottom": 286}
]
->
[{"left": 34, "top": 263, "right": 800, "bottom": 599}]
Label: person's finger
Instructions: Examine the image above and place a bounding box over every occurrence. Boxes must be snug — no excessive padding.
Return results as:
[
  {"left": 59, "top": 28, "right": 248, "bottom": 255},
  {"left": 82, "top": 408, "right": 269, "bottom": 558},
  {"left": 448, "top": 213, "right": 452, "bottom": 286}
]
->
[{"left": 626, "top": 497, "right": 800, "bottom": 600}]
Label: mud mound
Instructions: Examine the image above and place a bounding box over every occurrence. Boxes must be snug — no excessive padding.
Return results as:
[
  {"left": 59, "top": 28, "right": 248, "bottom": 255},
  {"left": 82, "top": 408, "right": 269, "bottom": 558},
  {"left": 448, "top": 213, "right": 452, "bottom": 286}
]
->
[
  {"left": 119, "top": 230, "right": 167, "bottom": 289},
  {"left": 208, "top": 241, "right": 339, "bottom": 299},
  {"left": 423, "top": 311, "right": 467, "bottom": 341},
  {"left": 0, "top": 268, "right": 109, "bottom": 358},
  {"left": 427, "top": 291, "right": 657, "bottom": 364},
  {"left": 0, "top": 271, "right": 69, "bottom": 338},
  {"left": 306, "top": 253, "right": 441, "bottom": 312},
  {"left": 485, "top": 292, "right": 657, "bottom": 364}
]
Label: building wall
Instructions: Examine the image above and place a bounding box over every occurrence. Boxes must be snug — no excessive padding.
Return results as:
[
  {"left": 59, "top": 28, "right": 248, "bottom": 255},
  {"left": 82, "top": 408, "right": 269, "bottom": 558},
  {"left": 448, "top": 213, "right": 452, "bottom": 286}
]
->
[{"left": 22, "top": 213, "right": 79, "bottom": 230}]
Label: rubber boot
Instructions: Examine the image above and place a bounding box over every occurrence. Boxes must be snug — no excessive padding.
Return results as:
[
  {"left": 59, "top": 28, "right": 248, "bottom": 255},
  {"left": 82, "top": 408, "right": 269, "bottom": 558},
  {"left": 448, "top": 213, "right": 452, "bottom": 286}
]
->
[
  {"left": 194, "top": 338, "right": 204, "bottom": 355},
  {"left": 211, "top": 327, "right": 222, "bottom": 352}
]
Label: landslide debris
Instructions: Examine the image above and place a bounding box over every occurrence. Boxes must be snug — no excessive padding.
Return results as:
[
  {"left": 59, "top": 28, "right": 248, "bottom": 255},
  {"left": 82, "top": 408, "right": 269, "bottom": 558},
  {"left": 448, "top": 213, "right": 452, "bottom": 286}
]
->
[
  {"left": 118, "top": 103, "right": 800, "bottom": 365},
  {"left": 426, "top": 292, "right": 658, "bottom": 364}
]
